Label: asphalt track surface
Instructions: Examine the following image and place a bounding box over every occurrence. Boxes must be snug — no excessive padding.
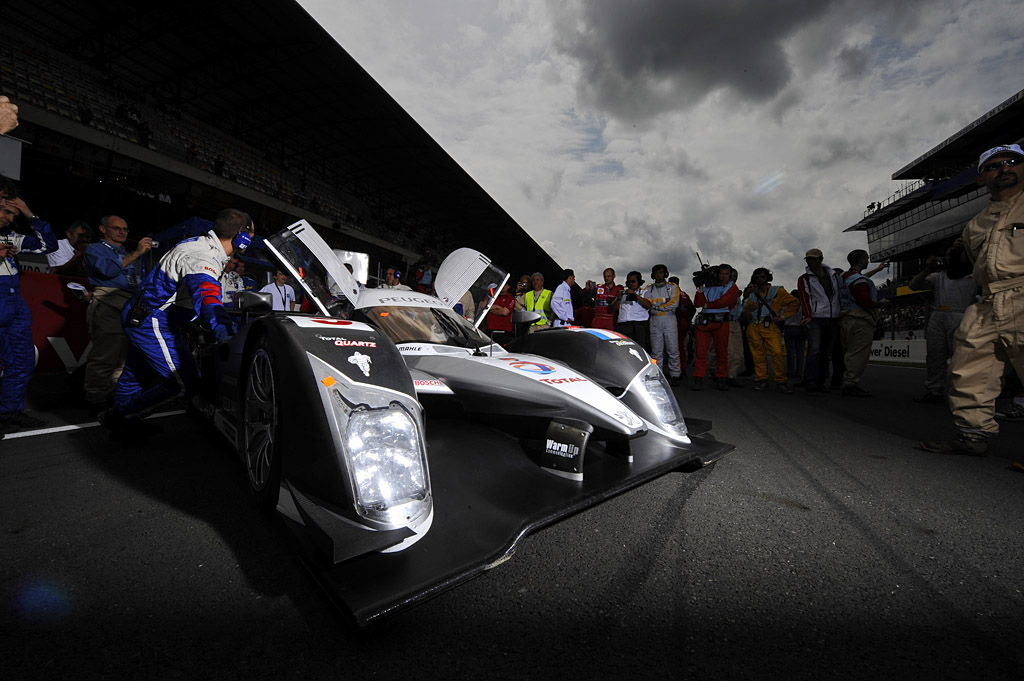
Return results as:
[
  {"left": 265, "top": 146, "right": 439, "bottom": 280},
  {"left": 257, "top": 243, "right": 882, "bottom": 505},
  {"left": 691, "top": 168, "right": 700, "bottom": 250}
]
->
[{"left": 3, "top": 365, "right": 1023, "bottom": 681}]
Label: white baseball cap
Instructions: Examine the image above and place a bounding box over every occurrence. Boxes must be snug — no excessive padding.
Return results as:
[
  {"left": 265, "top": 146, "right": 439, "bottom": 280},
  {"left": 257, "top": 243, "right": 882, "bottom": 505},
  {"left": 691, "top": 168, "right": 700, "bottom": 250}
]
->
[{"left": 977, "top": 144, "right": 1024, "bottom": 173}]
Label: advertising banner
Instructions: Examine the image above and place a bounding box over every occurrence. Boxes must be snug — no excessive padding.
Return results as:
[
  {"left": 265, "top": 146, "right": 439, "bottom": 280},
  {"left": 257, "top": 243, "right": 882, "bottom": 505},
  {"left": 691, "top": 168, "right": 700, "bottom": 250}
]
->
[
  {"left": 869, "top": 339, "right": 926, "bottom": 367},
  {"left": 21, "top": 271, "right": 92, "bottom": 374}
]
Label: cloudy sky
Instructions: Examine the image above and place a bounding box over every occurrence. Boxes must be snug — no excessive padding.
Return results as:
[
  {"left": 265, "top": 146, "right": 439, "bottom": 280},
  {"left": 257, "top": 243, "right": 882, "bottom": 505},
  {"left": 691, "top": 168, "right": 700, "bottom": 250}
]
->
[{"left": 300, "top": 0, "right": 1023, "bottom": 289}]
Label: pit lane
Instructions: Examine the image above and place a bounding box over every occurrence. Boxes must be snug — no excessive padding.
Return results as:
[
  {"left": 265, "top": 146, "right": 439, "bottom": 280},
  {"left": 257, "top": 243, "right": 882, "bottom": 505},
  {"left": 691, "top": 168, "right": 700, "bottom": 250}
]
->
[{"left": 3, "top": 365, "right": 1023, "bottom": 680}]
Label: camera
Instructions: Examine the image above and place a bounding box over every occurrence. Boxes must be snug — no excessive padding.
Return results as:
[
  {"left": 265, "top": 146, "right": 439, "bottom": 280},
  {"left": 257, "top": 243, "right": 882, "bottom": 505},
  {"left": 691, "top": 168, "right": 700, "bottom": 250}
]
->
[
  {"left": 931, "top": 257, "right": 947, "bottom": 270},
  {"left": 124, "top": 295, "right": 152, "bottom": 328},
  {"left": 625, "top": 291, "right": 638, "bottom": 302},
  {"left": 692, "top": 264, "right": 721, "bottom": 288}
]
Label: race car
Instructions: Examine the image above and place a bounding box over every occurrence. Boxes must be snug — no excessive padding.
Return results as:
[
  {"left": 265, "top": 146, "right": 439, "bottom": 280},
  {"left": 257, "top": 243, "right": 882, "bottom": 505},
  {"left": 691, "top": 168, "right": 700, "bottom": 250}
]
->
[{"left": 192, "top": 219, "right": 732, "bottom": 626}]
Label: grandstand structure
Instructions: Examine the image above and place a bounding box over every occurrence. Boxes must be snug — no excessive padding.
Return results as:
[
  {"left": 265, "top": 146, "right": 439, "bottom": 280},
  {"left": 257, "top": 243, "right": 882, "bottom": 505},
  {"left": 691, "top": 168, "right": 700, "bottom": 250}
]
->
[
  {"left": 0, "top": 0, "right": 561, "bottom": 283},
  {"left": 845, "top": 88, "right": 1024, "bottom": 282}
]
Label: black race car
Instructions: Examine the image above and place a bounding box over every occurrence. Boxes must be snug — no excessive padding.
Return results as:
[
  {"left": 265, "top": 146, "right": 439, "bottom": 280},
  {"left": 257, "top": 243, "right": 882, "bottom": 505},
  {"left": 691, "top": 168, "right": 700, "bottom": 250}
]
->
[{"left": 191, "top": 220, "right": 733, "bottom": 626}]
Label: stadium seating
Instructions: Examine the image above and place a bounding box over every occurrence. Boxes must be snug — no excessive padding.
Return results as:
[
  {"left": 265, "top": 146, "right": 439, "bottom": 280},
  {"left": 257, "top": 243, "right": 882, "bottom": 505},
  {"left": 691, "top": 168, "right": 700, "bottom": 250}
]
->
[{"left": 0, "top": 26, "right": 409, "bottom": 250}]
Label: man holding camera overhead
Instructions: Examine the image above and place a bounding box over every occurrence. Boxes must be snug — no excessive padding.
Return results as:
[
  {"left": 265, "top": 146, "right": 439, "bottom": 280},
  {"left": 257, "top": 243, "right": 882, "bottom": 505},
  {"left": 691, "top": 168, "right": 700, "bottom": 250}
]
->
[{"left": 691, "top": 263, "right": 741, "bottom": 391}]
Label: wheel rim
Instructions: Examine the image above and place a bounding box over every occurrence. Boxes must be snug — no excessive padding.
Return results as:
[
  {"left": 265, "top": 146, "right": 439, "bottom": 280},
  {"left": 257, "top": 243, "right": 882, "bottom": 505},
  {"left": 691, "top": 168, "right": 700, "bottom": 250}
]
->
[{"left": 245, "top": 348, "right": 277, "bottom": 491}]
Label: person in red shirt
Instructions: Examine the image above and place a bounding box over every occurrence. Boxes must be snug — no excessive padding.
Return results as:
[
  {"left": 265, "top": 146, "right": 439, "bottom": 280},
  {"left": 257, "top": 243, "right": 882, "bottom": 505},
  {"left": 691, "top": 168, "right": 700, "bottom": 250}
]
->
[
  {"left": 590, "top": 268, "right": 623, "bottom": 330},
  {"left": 483, "top": 281, "right": 515, "bottom": 344}
]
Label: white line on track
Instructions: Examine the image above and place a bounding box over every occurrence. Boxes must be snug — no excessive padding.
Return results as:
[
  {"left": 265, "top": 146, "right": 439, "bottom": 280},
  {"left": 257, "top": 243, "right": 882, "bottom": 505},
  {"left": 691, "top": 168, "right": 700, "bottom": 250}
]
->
[{"left": 3, "top": 409, "right": 186, "bottom": 439}]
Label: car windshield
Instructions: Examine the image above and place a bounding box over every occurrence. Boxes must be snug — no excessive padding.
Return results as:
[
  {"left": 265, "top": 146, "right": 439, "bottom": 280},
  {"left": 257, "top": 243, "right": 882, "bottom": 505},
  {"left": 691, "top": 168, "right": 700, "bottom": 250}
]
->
[{"left": 363, "top": 305, "right": 492, "bottom": 348}]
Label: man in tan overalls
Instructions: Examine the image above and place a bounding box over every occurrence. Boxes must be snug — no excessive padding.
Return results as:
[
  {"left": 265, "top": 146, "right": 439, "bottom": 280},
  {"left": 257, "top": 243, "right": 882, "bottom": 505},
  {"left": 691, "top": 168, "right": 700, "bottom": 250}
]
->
[{"left": 920, "top": 144, "right": 1024, "bottom": 456}]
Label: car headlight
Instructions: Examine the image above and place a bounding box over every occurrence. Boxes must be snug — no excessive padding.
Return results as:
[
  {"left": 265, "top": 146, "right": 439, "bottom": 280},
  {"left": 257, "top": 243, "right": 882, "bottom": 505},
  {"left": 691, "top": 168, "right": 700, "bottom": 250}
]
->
[
  {"left": 639, "top": 366, "right": 688, "bottom": 438},
  {"left": 337, "top": 396, "right": 429, "bottom": 525}
]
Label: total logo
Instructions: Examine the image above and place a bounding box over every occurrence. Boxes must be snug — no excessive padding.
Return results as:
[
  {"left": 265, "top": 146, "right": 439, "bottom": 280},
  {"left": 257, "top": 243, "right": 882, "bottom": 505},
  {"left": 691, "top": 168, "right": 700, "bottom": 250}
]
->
[
  {"left": 540, "top": 377, "right": 587, "bottom": 385},
  {"left": 501, "top": 358, "right": 556, "bottom": 375},
  {"left": 315, "top": 334, "right": 376, "bottom": 348}
]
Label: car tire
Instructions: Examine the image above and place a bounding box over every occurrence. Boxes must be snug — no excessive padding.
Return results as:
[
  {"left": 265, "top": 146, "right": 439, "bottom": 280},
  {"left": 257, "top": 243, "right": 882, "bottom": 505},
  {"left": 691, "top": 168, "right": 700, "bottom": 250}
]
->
[{"left": 243, "top": 337, "right": 283, "bottom": 512}]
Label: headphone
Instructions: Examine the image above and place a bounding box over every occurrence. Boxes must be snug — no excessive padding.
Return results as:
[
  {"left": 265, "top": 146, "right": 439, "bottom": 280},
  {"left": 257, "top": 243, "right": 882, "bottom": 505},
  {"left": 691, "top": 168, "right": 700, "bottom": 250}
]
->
[
  {"left": 232, "top": 231, "right": 252, "bottom": 251},
  {"left": 232, "top": 215, "right": 254, "bottom": 251}
]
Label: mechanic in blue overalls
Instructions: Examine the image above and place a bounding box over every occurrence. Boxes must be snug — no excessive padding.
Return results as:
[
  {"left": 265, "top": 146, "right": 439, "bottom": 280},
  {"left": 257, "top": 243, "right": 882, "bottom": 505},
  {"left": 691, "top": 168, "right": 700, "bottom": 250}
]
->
[
  {"left": 99, "top": 209, "right": 252, "bottom": 438},
  {"left": 0, "top": 184, "right": 57, "bottom": 434}
]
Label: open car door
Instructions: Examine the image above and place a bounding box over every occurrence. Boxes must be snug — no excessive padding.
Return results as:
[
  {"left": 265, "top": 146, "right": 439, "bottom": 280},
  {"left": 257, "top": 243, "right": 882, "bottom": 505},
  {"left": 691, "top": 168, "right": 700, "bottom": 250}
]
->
[
  {"left": 264, "top": 220, "right": 363, "bottom": 314},
  {"left": 434, "top": 247, "right": 510, "bottom": 328}
]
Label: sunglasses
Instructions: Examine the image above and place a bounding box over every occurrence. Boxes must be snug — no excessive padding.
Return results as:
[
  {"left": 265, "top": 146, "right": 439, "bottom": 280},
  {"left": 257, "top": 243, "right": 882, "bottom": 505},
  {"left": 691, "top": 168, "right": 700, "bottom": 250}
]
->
[{"left": 980, "top": 157, "right": 1022, "bottom": 174}]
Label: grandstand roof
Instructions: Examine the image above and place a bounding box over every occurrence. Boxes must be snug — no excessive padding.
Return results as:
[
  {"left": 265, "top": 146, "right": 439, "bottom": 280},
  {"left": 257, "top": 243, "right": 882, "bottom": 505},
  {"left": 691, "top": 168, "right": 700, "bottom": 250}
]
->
[
  {"left": 846, "top": 87, "right": 1024, "bottom": 234},
  {"left": 891, "top": 88, "right": 1024, "bottom": 181},
  {"left": 3, "top": 0, "right": 561, "bottom": 278}
]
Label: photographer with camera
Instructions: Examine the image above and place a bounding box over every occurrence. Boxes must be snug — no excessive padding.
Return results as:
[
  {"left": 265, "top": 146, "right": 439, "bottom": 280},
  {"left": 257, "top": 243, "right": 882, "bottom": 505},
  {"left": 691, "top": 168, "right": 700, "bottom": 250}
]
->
[
  {"left": 691, "top": 262, "right": 740, "bottom": 390},
  {"left": 742, "top": 267, "right": 799, "bottom": 392},
  {"left": 82, "top": 215, "right": 152, "bottom": 414},
  {"left": 610, "top": 270, "right": 652, "bottom": 351},
  {"left": 907, "top": 246, "right": 977, "bottom": 404},
  {"left": 641, "top": 264, "right": 683, "bottom": 385}
]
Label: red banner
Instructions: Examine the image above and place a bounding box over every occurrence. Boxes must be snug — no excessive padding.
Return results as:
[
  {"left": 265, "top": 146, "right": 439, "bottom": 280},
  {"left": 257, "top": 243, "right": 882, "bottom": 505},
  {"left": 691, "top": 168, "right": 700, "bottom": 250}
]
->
[{"left": 21, "top": 271, "right": 93, "bottom": 374}]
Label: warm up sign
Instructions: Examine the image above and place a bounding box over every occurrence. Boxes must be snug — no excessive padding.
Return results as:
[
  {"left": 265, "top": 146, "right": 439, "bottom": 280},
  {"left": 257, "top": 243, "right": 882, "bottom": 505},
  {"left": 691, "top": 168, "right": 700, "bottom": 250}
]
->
[{"left": 869, "top": 339, "right": 926, "bottom": 367}]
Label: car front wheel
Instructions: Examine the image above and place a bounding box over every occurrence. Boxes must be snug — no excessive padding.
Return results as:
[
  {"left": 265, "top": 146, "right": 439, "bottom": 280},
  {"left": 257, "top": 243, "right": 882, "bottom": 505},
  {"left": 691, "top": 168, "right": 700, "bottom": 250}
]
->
[{"left": 244, "top": 340, "right": 282, "bottom": 511}]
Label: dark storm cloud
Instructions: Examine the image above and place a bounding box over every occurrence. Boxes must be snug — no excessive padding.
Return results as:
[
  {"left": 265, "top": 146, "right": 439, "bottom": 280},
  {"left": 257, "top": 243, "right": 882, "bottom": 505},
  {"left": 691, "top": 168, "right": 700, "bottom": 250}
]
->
[
  {"left": 551, "top": 0, "right": 836, "bottom": 122},
  {"left": 835, "top": 45, "right": 871, "bottom": 81},
  {"left": 804, "top": 134, "right": 873, "bottom": 170}
]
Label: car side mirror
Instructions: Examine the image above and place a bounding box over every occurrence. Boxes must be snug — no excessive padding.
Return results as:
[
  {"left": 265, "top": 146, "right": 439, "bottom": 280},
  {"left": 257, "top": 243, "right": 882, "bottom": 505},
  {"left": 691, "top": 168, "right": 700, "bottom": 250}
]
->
[
  {"left": 512, "top": 310, "right": 541, "bottom": 324},
  {"left": 236, "top": 291, "right": 273, "bottom": 312},
  {"left": 236, "top": 291, "right": 273, "bottom": 325}
]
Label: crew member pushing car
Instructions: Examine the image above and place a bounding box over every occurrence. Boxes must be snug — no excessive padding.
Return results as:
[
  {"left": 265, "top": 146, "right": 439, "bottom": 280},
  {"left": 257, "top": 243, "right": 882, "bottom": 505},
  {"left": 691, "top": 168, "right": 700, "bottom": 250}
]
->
[{"left": 100, "top": 209, "right": 252, "bottom": 439}]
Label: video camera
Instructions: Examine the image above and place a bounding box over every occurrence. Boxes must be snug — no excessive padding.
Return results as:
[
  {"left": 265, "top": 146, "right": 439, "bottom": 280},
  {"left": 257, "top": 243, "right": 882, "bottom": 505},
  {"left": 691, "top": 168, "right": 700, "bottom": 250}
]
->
[{"left": 692, "top": 263, "right": 721, "bottom": 288}]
